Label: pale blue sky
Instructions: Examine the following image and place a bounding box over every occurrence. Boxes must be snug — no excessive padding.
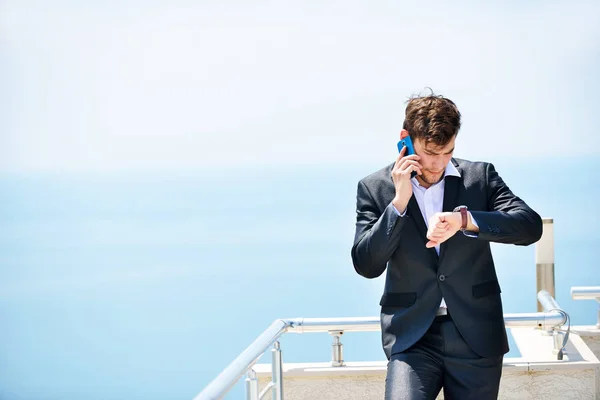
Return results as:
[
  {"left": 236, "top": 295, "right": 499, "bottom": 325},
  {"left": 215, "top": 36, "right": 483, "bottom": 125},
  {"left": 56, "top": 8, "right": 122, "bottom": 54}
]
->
[{"left": 2, "top": 0, "right": 599, "bottom": 172}]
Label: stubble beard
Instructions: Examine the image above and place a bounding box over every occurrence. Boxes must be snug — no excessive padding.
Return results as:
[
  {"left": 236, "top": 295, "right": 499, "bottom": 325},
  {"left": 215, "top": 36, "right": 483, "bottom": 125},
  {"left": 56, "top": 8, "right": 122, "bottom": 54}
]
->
[{"left": 419, "top": 171, "right": 444, "bottom": 186}]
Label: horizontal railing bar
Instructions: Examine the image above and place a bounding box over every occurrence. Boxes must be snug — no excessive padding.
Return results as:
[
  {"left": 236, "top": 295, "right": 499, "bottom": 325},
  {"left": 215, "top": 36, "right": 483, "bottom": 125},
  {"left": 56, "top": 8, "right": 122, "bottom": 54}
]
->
[
  {"left": 285, "top": 311, "right": 566, "bottom": 333},
  {"left": 503, "top": 312, "right": 565, "bottom": 327},
  {"left": 286, "top": 317, "right": 380, "bottom": 333},
  {"left": 571, "top": 286, "right": 600, "bottom": 300},
  {"left": 193, "top": 319, "right": 290, "bottom": 400}
]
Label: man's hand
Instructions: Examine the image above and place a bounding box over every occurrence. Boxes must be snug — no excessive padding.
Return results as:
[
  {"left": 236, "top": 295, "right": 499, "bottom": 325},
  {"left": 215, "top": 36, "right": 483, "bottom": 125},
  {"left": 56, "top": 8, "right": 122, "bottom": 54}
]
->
[
  {"left": 391, "top": 146, "right": 422, "bottom": 214},
  {"left": 426, "top": 212, "right": 462, "bottom": 248}
]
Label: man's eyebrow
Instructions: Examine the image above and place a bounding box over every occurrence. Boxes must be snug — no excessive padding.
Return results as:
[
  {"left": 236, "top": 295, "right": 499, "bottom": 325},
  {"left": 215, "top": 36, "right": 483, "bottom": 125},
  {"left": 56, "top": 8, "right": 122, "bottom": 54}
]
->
[{"left": 424, "top": 147, "right": 454, "bottom": 155}]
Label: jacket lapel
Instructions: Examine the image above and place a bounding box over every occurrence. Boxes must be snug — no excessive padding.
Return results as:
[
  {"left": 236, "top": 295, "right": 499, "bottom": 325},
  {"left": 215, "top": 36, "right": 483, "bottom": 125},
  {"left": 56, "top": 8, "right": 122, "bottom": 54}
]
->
[
  {"left": 407, "top": 196, "right": 440, "bottom": 261},
  {"left": 440, "top": 159, "right": 462, "bottom": 261},
  {"left": 407, "top": 195, "right": 428, "bottom": 240},
  {"left": 442, "top": 175, "right": 460, "bottom": 213},
  {"left": 387, "top": 167, "right": 435, "bottom": 259}
]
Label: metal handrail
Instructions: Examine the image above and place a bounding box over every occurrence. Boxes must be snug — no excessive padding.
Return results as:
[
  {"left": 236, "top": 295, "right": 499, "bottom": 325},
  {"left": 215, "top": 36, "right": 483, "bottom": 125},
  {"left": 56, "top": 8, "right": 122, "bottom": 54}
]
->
[
  {"left": 571, "top": 286, "right": 600, "bottom": 328},
  {"left": 194, "top": 320, "right": 289, "bottom": 400},
  {"left": 286, "top": 316, "right": 380, "bottom": 333},
  {"left": 571, "top": 286, "right": 600, "bottom": 300},
  {"left": 538, "top": 289, "right": 561, "bottom": 311},
  {"left": 194, "top": 291, "right": 567, "bottom": 400}
]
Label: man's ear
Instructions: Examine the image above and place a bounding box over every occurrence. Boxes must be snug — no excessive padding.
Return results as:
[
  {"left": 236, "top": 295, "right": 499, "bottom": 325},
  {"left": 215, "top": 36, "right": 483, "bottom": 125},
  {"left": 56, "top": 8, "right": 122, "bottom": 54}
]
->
[{"left": 400, "top": 129, "right": 409, "bottom": 139}]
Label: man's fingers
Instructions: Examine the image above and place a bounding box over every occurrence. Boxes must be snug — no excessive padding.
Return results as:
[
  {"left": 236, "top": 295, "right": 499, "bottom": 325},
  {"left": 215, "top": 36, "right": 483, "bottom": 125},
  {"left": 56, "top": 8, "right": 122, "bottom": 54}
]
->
[
  {"left": 400, "top": 159, "right": 422, "bottom": 168},
  {"left": 393, "top": 161, "right": 422, "bottom": 179},
  {"left": 400, "top": 160, "right": 423, "bottom": 175},
  {"left": 425, "top": 211, "right": 460, "bottom": 248},
  {"left": 427, "top": 227, "right": 453, "bottom": 240},
  {"left": 429, "top": 213, "right": 443, "bottom": 225},
  {"left": 407, "top": 165, "right": 422, "bottom": 176},
  {"left": 427, "top": 233, "right": 446, "bottom": 242},
  {"left": 428, "top": 225, "right": 449, "bottom": 235},
  {"left": 394, "top": 146, "right": 406, "bottom": 168},
  {"left": 394, "top": 148, "right": 421, "bottom": 170},
  {"left": 428, "top": 227, "right": 447, "bottom": 235}
]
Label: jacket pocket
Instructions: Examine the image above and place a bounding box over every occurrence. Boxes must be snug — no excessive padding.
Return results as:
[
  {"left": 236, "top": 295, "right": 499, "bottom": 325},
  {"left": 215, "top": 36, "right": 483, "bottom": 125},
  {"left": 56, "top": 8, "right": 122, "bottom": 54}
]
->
[
  {"left": 472, "top": 280, "right": 501, "bottom": 299},
  {"left": 379, "top": 292, "right": 417, "bottom": 307}
]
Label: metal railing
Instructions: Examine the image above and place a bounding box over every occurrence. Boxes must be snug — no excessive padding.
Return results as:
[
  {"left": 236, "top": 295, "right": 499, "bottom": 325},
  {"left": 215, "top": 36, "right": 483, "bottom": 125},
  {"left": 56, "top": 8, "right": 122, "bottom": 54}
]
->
[
  {"left": 194, "top": 290, "right": 567, "bottom": 400},
  {"left": 536, "top": 218, "right": 555, "bottom": 311},
  {"left": 571, "top": 286, "right": 600, "bottom": 328}
]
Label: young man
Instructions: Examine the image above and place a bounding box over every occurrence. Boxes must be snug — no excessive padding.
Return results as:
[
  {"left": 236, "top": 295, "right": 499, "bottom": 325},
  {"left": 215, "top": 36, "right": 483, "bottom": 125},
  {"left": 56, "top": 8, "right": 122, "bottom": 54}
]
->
[{"left": 351, "top": 93, "right": 542, "bottom": 400}]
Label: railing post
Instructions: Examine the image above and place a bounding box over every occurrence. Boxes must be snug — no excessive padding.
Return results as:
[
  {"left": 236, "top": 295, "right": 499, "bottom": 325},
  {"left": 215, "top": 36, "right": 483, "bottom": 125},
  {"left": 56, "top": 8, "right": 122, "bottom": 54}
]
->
[
  {"left": 536, "top": 218, "right": 555, "bottom": 312},
  {"left": 245, "top": 369, "right": 259, "bottom": 400},
  {"left": 552, "top": 331, "right": 564, "bottom": 355},
  {"left": 329, "top": 330, "right": 345, "bottom": 367},
  {"left": 271, "top": 341, "right": 283, "bottom": 400}
]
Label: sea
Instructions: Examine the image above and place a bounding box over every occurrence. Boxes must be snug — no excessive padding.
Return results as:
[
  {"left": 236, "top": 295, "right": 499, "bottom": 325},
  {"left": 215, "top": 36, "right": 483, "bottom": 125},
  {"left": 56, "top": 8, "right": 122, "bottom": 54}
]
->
[{"left": 0, "top": 157, "right": 598, "bottom": 399}]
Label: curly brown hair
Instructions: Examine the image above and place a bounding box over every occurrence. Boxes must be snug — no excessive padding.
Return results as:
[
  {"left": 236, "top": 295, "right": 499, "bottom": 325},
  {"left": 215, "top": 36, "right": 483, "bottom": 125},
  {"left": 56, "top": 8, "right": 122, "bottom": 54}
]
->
[{"left": 402, "top": 91, "right": 461, "bottom": 147}]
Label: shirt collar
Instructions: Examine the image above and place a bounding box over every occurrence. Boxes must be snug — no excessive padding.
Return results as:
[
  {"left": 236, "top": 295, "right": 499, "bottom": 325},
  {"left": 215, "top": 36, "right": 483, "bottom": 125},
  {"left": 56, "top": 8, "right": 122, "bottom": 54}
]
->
[{"left": 445, "top": 160, "right": 461, "bottom": 178}]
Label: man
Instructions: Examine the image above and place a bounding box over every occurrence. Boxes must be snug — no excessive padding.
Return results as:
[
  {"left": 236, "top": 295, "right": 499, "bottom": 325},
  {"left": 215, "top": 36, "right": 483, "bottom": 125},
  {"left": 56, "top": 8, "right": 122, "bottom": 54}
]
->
[{"left": 351, "top": 93, "right": 542, "bottom": 400}]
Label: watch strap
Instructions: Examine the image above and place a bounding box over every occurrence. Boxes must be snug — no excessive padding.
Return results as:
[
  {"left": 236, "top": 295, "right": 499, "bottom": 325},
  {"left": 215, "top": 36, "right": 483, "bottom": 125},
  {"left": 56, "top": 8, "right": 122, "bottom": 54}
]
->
[{"left": 453, "top": 205, "right": 468, "bottom": 231}]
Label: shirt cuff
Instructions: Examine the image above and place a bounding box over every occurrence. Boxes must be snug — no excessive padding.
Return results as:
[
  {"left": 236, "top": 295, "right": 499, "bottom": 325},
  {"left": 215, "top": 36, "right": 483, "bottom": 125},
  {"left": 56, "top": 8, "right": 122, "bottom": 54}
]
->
[
  {"left": 391, "top": 203, "right": 407, "bottom": 217},
  {"left": 469, "top": 211, "right": 479, "bottom": 228},
  {"left": 462, "top": 211, "right": 479, "bottom": 238}
]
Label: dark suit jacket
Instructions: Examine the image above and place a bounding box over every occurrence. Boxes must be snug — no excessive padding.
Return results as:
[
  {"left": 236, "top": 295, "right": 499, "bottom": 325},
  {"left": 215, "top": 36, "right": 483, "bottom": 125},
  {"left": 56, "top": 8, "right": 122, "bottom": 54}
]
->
[{"left": 351, "top": 158, "right": 542, "bottom": 359}]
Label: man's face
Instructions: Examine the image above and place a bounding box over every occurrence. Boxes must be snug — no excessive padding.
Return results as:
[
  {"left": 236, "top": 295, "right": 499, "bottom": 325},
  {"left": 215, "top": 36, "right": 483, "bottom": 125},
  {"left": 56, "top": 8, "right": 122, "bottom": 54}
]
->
[{"left": 413, "top": 135, "right": 456, "bottom": 186}]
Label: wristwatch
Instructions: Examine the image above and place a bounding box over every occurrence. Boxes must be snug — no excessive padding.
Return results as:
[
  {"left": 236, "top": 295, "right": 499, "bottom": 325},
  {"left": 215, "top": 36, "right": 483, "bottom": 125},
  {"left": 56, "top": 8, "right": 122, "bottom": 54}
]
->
[{"left": 453, "top": 205, "right": 468, "bottom": 231}]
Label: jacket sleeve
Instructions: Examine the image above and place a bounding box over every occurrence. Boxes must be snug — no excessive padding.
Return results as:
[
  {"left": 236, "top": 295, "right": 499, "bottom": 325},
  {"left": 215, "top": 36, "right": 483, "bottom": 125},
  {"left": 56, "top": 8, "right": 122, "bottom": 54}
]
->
[
  {"left": 351, "top": 180, "right": 408, "bottom": 279},
  {"left": 469, "top": 163, "right": 543, "bottom": 245}
]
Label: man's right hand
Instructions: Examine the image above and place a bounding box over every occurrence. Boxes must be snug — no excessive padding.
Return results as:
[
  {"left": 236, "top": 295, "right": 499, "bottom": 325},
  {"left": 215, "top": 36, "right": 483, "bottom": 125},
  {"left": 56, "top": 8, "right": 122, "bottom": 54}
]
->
[{"left": 391, "top": 146, "right": 422, "bottom": 214}]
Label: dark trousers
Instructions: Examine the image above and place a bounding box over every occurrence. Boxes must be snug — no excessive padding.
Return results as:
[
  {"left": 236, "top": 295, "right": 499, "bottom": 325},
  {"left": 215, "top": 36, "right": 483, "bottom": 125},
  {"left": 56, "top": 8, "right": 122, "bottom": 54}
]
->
[{"left": 384, "top": 316, "right": 503, "bottom": 400}]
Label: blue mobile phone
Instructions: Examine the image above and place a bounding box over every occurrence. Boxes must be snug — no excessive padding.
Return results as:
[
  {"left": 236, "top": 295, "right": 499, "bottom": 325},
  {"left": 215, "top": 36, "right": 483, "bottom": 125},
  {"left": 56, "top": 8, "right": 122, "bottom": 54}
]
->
[
  {"left": 397, "top": 136, "right": 415, "bottom": 156},
  {"left": 397, "top": 136, "right": 417, "bottom": 178}
]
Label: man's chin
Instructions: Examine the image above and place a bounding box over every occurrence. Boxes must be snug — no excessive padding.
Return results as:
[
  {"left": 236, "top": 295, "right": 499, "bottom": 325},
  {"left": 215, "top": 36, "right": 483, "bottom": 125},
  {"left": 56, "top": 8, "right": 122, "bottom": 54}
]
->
[{"left": 421, "top": 173, "right": 444, "bottom": 185}]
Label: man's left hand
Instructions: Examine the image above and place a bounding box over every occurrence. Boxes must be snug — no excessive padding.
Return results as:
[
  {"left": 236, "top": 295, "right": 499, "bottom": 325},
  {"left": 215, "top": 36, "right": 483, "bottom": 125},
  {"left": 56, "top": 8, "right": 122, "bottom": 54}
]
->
[{"left": 425, "top": 212, "right": 462, "bottom": 248}]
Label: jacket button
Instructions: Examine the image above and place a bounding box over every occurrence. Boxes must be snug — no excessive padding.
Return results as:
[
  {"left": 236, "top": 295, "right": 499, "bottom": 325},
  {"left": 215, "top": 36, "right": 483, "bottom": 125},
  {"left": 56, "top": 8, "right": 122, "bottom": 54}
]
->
[{"left": 439, "top": 274, "right": 446, "bottom": 282}]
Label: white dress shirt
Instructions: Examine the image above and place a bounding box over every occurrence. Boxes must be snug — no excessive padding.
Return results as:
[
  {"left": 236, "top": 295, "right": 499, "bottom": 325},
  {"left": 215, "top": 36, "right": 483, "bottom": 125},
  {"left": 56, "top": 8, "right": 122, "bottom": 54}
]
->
[{"left": 391, "top": 161, "right": 475, "bottom": 310}]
